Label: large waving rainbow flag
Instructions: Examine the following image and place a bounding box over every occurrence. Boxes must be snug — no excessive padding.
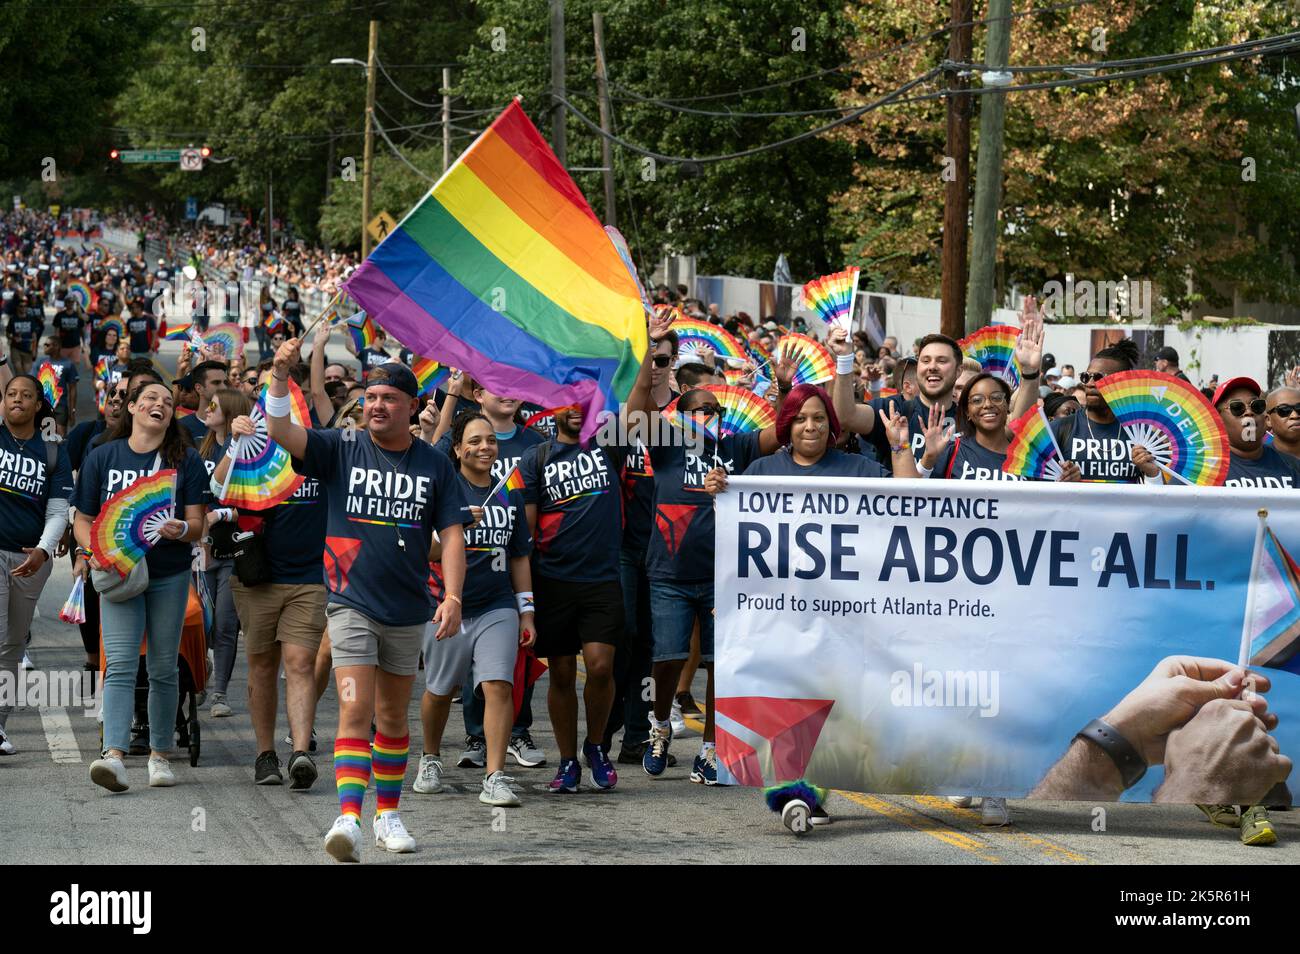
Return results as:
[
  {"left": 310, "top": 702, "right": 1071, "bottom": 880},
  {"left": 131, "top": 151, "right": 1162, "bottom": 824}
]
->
[{"left": 342, "top": 100, "right": 647, "bottom": 442}]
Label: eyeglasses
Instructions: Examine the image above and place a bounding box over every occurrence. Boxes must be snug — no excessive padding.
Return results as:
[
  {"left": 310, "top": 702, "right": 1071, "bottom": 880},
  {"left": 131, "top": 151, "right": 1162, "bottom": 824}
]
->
[
  {"left": 1226, "top": 398, "right": 1267, "bottom": 417},
  {"left": 652, "top": 355, "right": 673, "bottom": 368},
  {"left": 1078, "top": 371, "right": 1107, "bottom": 384},
  {"left": 688, "top": 404, "right": 721, "bottom": 417},
  {"left": 967, "top": 392, "right": 1008, "bottom": 408},
  {"left": 1268, "top": 403, "right": 1300, "bottom": 418}
]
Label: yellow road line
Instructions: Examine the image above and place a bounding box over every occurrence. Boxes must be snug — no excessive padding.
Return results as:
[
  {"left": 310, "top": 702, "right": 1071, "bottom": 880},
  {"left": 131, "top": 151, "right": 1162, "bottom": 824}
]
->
[
  {"left": 835, "top": 791, "right": 1002, "bottom": 862},
  {"left": 911, "top": 795, "right": 1088, "bottom": 863}
]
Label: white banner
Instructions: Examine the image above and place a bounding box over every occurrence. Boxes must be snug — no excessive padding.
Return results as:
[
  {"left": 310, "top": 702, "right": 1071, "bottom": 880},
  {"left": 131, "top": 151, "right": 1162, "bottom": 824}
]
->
[{"left": 714, "top": 477, "right": 1298, "bottom": 805}]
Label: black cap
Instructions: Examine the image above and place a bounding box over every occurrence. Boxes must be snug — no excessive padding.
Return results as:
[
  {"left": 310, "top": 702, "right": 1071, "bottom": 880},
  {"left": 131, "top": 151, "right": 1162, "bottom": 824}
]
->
[
  {"left": 1155, "top": 346, "right": 1179, "bottom": 364},
  {"left": 367, "top": 362, "right": 418, "bottom": 397},
  {"left": 1041, "top": 352, "right": 1056, "bottom": 372},
  {"left": 1042, "top": 392, "right": 1074, "bottom": 418}
]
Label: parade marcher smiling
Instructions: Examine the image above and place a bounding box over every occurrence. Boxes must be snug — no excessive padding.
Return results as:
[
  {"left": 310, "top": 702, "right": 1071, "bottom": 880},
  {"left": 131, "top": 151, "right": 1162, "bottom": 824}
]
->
[{"left": 266, "top": 341, "right": 466, "bottom": 863}]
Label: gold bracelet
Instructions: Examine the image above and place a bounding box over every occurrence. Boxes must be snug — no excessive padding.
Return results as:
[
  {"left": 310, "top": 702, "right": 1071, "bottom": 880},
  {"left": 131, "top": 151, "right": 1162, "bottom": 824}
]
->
[{"left": 446, "top": 594, "right": 462, "bottom": 605}]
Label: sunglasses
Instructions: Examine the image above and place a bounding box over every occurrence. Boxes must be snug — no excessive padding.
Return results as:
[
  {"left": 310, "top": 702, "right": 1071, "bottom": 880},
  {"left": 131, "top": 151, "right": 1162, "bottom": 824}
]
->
[
  {"left": 1268, "top": 403, "right": 1300, "bottom": 419},
  {"left": 1226, "top": 398, "right": 1267, "bottom": 417},
  {"left": 688, "top": 404, "right": 722, "bottom": 416},
  {"left": 1078, "top": 371, "right": 1107, "bottom": 385},
  {"left": 652, "top": 355, "right": 673, "bottom": 368}
]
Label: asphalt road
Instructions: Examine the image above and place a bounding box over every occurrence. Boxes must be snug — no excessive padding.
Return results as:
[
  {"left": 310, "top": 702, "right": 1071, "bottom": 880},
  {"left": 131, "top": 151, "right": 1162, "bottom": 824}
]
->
[{"left": 2, "top": 340, "right": 1296, "bottom": 865}]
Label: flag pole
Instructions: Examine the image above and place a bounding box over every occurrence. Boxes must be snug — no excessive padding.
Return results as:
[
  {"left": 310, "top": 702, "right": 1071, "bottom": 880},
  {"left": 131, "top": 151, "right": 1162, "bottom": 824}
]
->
[
  {"left": 1238, "top": 508, "right": 1269, "bottom": 668},
  {"left": 1039, "top": 405, "right": 1065, "bottom": 462}
]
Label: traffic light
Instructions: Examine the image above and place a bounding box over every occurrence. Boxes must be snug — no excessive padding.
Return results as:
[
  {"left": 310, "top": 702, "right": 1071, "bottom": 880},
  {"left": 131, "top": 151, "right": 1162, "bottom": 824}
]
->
[
  {"left": 200, "top": 145, "right": 212, "bottom": 158},
  {"left": 109, "top": 148, "right": 120, "bottom": 160}
]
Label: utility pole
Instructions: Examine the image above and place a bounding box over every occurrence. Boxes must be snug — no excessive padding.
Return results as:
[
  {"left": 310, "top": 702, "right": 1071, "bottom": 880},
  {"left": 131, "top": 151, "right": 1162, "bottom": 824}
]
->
[
  {"left": 442, "top": 67, "right": 452, "bottom": 174},
  {"left": 550, "top": 0, "right": 566, "bottom": 167},
  {"left": 361, "top": 19, "right": 379, "bottom": 259},
  {"left": 965, "top": 0, "right": 1013, "bottom": 332},
  {"left": 592, "top": 12, "right": 616, "bottom": 227},
  {"left": 939, "top": 0, "right": 973, "bottom": 341}
]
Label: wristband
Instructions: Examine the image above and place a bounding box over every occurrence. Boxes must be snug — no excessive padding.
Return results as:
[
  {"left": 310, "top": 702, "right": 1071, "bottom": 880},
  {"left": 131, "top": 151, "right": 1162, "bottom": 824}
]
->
[
  {"left": 778, "top": 382, "right": 793, "bottom": 395},
  {"left": 264, "top": 390, "right": 292, "bottom": 418},
  {"left": 516, "top": 591, "right": 535, "bottom": 615},
  {"left": 916, "top": 461, "right": 934, "bottom": 477},
  {"left": 835, "top": 353, "right": 854, "bottom": 375},
  {"left": 1074, "top": 718, "right": 1146, "bottom": 789},
  {"left": 889, "top": 443, "right": 909, "bottom": 454},
  {"left": 446, "top": 594, "right": 462, "bottom": 606},
  {"left": 75, "top": 546, "right": 93, "bottom": 559},
  {"left": 1021, "top": 370, "right": 1040, "bottom": 380},
  {"left": 225, "top": 439, "right": 241, "bottom": 459}
]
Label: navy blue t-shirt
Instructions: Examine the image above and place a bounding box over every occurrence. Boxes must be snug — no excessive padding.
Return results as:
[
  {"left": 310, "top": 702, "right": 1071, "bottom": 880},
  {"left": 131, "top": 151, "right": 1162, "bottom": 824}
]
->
[
  {"left": 0, "top": 427, "right": 73, "bottom": 552},
  {"left": 434, "top": 424, "right": 544, "bottom": 485},
  {"left": 65, "top": 419, "right": 107, "bottom": 472},
  {"left": 357, "top": 348, "right": 390, "bottom": 380},
  {"left": 126, "top": 313, "right": 155, "bottom": 353},
  {"left": 458, "top": 471, "right": 531, "bottom": 616},
  {"left": 1050, "top": 409, "right": 1141, "bottom": 483},
  {"left": 519, "top": 439, "right": 628, "bottom": 583},
  {"left": 73, "top": 443, "right": 209, "bottom": 578},
  {"left": 621, "top": 441, "right": 655, "bottom": 559},
  {"left": 36, "top": 358, "right": 78, "bottom": 412},
  {"left": 930, "top": 436, "right": 1025, "bottom": 481},
  {"left": 647, "top": 431, "right": 762, "bottom": 583},
  {"left": 7, "top": 311, "right": 42, "bottom": 352},
  {"left": 865, "top": 394, "right": 957, "bottom": 471},
  {"left": 180, "top": 413, "right": 208, "bottom": 444},
  {"left": 55, "top": 310, "right": 85, "bottom": 348},
  {"left": 262, "top": 470, "right": 328, "bottom": 585},
  {"left": 745, "top": 446, "right": 885, "bottom": 479},
  {"left": 1224, "top": 446, "right": 1300, "bottom": 489},
  {"left": 298, "top": 428, "right": 467, "bottom": 626}
]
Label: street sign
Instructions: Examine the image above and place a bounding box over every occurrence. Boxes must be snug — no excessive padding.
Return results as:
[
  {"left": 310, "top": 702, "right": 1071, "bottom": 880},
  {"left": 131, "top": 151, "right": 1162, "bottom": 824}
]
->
[
  {"left": 180, "top": 148, "right": 203, "bottom": 172},
  {"left": 185, "top": 197, "right": 198, "bottom": 221},
  {"left": 120, "top": 149, "right": 181, "bottom": 164},
  {"left": 367, "top": 211, "right": 397, "bottom": 243}
]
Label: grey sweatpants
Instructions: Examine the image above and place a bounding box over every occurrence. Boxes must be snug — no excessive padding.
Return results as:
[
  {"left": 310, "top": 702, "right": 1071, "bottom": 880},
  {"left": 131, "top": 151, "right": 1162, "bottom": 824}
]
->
[{"left": 0, "top": 549, "right": 55, "bottom": 727}]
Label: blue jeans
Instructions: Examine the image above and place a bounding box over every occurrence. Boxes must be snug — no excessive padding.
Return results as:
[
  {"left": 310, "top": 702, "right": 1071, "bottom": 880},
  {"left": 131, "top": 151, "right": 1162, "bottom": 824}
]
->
[
  {"left": 462, "top": 680, "right": 534, "bottom": 739},
  {"left": 101, "top": 570, "right": 191, "bottom": 754},
  {"left": 204, "top": 560, "right": 238, "bottom": 694},
  {"left": 649, "top": 580, "right": 714, "bottom": 663},
  {"left": 602, "top": 549, "right": 653, "bottom": 748}
]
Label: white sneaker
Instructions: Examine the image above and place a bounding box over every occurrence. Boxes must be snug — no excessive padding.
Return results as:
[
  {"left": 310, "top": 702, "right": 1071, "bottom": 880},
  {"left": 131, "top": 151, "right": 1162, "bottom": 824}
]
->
[
  {"left": 20, "top": 653, "right": 34, "bottom": 671},
  {"left": 669, "top": 700, "right": 688, "bottom": 738},
  {"left": 947, "top": 795, "right": 974, "bottom": 808},
  {"left": 373, "top": 811, "right": 416, "bottom": 853},
  {"left": 412, "top": 754, "right": 444, "bottom": 794},
  {"left": 506, "top": 732, "right": 546, "bottom": 767},
  {"left": 90, "top": 755, "right": 129, "bottom": 792},
  {"left": 324, "top": 814, "right": 362, "bottom": 863},
  {"left": 0, "top": 726, "right": 16, "bottom": 755},
  {"left": 479, "top": 770, "right": 521, "bottom": 807},
  {"left": 148, "top": 756, "right": 176, "bottom": 787},
  {"left": 209, "top": 692, "right": 232, "bottom": 718},
  {"left": 981, "top": 797, "right": 1010, "bottom": 827}
]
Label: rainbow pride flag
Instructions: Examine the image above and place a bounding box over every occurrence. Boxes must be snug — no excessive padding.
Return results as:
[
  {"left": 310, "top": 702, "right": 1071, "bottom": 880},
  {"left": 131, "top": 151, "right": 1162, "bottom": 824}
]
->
[
  {"left": 488, "top": 464, "right": 526, "bottom": 508},
  {"left": 342, "top": 100, "right": 647, "bottom": 443},
  {"left": 411, "top": 357, "right": 450, "bottom": 397},
  {"left": 162, "top": 322, "right": 192, "bottom": 342},
  {"left": 344, "top": 311, "right": 378, "bottom": 351}
]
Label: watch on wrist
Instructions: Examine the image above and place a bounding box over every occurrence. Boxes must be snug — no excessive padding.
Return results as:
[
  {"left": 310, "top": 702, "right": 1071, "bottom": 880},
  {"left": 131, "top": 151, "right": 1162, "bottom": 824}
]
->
[{"left": 1075, "top": 718, "right": 1146, "bottom": 789}]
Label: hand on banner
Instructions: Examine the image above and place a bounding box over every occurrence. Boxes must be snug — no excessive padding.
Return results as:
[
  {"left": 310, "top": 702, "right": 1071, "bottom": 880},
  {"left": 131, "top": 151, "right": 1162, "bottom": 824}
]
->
[
  {"left": 518, "top": 613, "right": 536, "bottom": 648},
  {"left": 1131, "top": 444, "right": 1161, "bottom": 479},
  {"left": 703, "top": 466, "right": 729, "bottom": 495},
  {"left": 918, "top": 402, "right": 951, "bottom": 470},
  {"left": 1057, "top": 460, "right": 1083, "bottom": 482},
  {"left": 1155, "top": 698, "right": 1293, "bottom": 805},
  {"left": 417, "top": 401, "right": 440, "bottom": 442},
  {"left": 1102, "top": 656, "right": 1274, "bottom": 768},
  {"left": 230, "top": 415, "right": 255, "bottom": 439},
  {"left": 273, "top": 337, "right": 301, "bottom": 378},
  {"left": 1014, "top": 295, "right": 1044, "bottom": 377}
]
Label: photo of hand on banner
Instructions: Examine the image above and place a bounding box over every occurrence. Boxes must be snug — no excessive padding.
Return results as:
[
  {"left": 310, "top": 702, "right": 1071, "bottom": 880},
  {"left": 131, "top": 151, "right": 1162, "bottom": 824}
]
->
[
  {"left": 219, "top": 378, "right": 309, "bottom": 509},
  {"left": 1094, "top": 370, "right": 1230, "bottom": 486},
  {"left": 89, "top": 470, "right": 178, "bottom": 577}
]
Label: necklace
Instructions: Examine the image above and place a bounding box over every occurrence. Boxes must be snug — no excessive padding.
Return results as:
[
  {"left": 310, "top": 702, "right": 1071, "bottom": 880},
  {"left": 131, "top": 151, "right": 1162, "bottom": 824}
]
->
[{"left": 372, "top": 436, "right": 413, "bottom": 551}]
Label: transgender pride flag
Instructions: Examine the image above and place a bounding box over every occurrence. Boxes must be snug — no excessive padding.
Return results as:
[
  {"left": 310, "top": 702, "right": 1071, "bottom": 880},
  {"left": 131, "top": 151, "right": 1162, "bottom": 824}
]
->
[{"left": 1241, "top": 520, "right": 1300, "bottom": 674}]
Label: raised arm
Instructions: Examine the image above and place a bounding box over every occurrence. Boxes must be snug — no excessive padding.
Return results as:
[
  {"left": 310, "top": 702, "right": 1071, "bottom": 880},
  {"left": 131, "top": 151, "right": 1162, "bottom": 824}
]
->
[
  {"left": 265, "top": 338, "right": 309, "bottom": 459},
  {"left": 308, "top": 321, "right": 334, "bottom": 425},
  {"left": 1007, "top": 296, "right": 1044, "bottom": 427},
  {"left": 826, "top": 326, "right": 876, "bottom": 436},
  {"left": 880, "top": 405, "right": 921, "bottom": 478}
]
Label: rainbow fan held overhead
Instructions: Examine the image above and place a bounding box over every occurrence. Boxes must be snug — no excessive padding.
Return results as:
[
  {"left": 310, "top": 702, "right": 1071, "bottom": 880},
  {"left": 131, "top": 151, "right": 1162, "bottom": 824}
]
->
[
  {"left": 672, "top": 317, "right": 749, "bottom": 363},
  {"left": 776, "top": 333, "right": 836, "bottom": 386},
  {"left": 662, "top": 384, "right": 775, "bottom": 437},
  {"left": 801, "top": 267, "right": 859, "bottom": 329},
  {"left": 959, "top": 325, "right": 1021, "bottom": 388},
  {"left": 37, "top": 363, "right": 63, "bottom": 408},
  {"left": 90, "top": 470, "right": 177, "bottom": 577},
  {"left": 1003, "top": 407, "right": 1064, "bottom": 480},
  {"left": 219, "top": 379, "right": 310, "bottom": 510},
  {"left": 66, "top": 279, "right": 94, "bottom": 310},
  {"left": 203, "top": 323, "right": 244, "bottom": 358},
  {"left": 341, "top": 101, "right": 647, "bottom": 444},
  {"left": 1095, "top": 370, "right": 1230, "bottom": 486}
]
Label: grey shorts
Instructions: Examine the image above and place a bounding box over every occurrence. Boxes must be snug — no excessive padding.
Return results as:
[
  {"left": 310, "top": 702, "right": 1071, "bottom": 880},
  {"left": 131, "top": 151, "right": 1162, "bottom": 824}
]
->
[
  {"left": 422, "top": 606, "right": 519, "bottom": 697},
  {"left": 326, "top": 604, "right": 426, "bottom": 676}
]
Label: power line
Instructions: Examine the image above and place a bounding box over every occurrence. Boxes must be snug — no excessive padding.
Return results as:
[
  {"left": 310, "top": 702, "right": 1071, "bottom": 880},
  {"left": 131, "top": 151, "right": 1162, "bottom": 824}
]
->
[
  {"left": 371, "top": 115, "right": 438, "bottom": 183},
  {"left": 952, "top": 31, "right": 1300, "bottom": 74},
  {"left": 376, "top": 57, "right": 442, "bottom": 109}
]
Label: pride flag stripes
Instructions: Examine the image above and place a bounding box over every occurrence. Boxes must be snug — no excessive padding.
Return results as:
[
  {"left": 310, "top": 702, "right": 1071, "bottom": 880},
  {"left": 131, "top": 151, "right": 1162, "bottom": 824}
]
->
[{"left": 343, "top": 100, "right": 647, "bottom": 442}]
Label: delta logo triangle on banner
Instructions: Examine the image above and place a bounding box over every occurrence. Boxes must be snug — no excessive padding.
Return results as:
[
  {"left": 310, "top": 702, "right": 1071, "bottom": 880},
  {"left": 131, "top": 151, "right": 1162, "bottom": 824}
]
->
[
  {"left": 1246, "top": 528, "right": 1300, "bottom": 673},
  {"left": 714, "top": 696, "right": 834, "bottom": 786}
]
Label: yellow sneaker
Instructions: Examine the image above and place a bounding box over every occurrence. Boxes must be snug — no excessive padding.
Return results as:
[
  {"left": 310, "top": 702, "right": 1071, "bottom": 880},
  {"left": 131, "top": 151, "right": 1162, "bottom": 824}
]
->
[
  {"left": 1196, "top": 804, "right": 1240, "bottom": 828},
  {"left": 1240, "top": 805, "right": 1277, "bottom": 846}
]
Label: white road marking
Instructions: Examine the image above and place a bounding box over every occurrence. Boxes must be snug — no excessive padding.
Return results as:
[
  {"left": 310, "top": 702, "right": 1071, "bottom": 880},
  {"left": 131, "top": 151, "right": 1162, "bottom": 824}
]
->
[{"left": 39, "top": 707, "right": 83, "bottom": 763}]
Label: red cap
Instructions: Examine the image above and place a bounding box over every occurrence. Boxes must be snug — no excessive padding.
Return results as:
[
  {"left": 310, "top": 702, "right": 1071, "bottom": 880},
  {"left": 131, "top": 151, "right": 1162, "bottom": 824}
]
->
[{"left": 1212, "top": 376, "right": 1261, "bottom": 407}]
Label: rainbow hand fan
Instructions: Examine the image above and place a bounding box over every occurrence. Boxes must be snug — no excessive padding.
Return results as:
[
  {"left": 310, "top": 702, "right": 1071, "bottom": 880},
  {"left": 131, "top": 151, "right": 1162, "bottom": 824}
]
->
[
  {"left": 1003, "top": 406, "right": 1065, "bottom": 480},
  {"left": 1095, "top": 370, "right": 1229, "bottom": 486},
  {"left": 204, "top": 323, "right": 244, "bottom": 358},
  {"left": 59, "top": 576, "right": 87, "bottom": 624},
  {"left": 97, "top": 316, "right": 124, "bottom": 341},
  {"left": 672, "top": 317, "right": 748, "bottom": 364},
  {"left": 411, "top": 357, "right": 450, "bottom": 397},
  {"left": 219, "top": 378, "right": 309, "bottom": 510},
  {"left": 66, "top": 279, "right": 94, "bottom": 310},
  {"left": 959, "top": 324, "right": 1021, "bottom": 388},
  {"left": 90, "top": 470, "right": 177, "bottom": 576},
  {"left": 37, "top": 363, "right": 63, "bottom": 408},
  {"left": 776, "top": 333, "right": 835, "bottom": 385},
  {"left": 661, "top": 384, "right": 776, "bottom": 437},
  {"left": 802, "top": 266, "right": 860, "bottom": 330}
]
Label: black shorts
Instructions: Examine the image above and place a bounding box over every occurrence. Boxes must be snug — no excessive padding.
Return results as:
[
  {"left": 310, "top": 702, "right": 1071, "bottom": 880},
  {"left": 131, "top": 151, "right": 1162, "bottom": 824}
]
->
[{"left": 533, "top": 574, "right": 623, "bottom": 659}]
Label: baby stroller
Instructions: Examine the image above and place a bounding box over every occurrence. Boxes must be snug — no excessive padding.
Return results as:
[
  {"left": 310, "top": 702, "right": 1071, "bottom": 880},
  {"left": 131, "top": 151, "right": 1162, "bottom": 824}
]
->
[{"left": 98, "top": 577, "right": 209, "bottom": 766}]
